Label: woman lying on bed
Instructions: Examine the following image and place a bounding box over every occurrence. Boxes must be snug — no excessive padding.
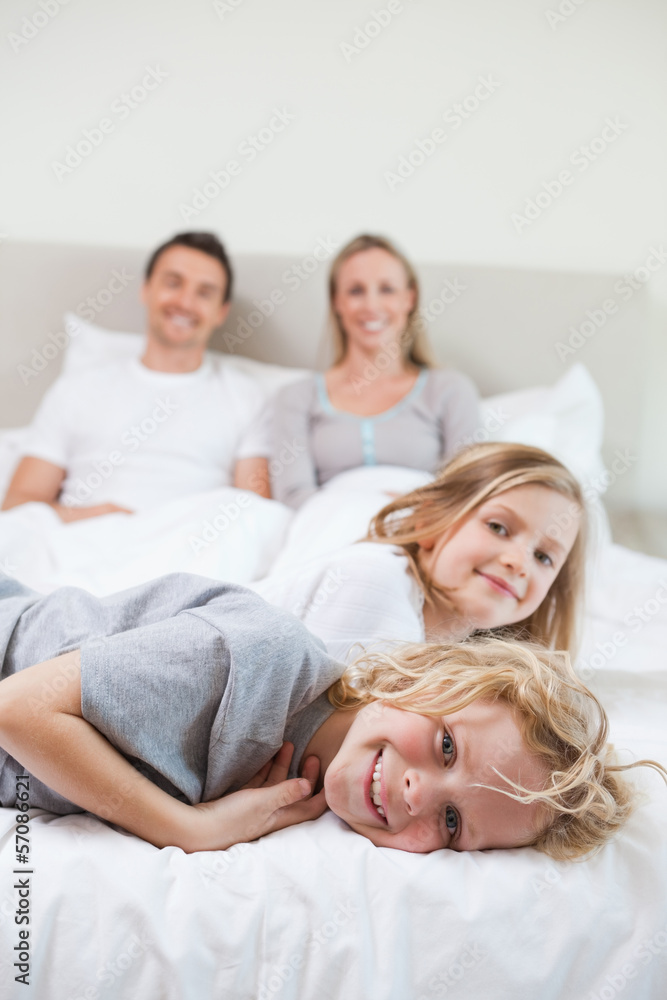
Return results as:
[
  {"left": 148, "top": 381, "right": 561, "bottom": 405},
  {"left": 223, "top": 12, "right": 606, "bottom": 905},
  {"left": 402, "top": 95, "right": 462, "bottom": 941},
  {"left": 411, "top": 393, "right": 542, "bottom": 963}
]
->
[
  {"left": 254, "top": 441, "right": 586, "bottom": 660},
  {"left": 0, "top": 572, "right": 662, "bottom": 858},
  {"left": 269, "top": 233, "right": 480, "bottom": 508}
]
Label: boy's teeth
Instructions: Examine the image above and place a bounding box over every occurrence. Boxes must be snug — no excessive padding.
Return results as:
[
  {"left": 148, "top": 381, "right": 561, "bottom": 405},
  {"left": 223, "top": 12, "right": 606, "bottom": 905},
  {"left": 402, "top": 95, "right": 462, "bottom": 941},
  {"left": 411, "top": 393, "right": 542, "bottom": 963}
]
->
[{"left": 371, "top": 752, "right": 384, "bottom": 810}]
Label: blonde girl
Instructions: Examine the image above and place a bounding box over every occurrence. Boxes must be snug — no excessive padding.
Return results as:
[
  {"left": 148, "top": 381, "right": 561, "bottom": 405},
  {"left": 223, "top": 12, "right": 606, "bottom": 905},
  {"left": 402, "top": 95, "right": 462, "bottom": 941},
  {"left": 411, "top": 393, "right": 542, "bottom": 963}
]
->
[{"left": 254, "top": 442, "right": 587, "bottom": 660}]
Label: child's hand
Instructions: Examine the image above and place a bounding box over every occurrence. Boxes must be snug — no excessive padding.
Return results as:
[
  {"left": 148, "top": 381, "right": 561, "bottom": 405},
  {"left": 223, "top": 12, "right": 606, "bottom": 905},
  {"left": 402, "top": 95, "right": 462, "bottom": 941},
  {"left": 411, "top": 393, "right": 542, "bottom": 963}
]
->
[{"left": 187, "top": 743, "right": 327, "bottom": 852}]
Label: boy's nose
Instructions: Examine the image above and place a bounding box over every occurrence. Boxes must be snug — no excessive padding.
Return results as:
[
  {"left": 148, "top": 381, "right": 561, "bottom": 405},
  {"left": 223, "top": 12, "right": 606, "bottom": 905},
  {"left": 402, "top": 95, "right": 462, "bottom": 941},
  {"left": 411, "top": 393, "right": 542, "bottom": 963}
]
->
[{"left": 403, "top": 768, "right": 437, "bottom": 816}]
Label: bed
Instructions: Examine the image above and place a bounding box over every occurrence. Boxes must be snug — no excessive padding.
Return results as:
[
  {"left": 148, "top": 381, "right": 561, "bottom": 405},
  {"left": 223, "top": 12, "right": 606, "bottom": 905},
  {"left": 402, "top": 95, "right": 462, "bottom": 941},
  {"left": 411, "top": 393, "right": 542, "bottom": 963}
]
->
[{"left": 0, "top": 246, "right": 665, "bottom": 999}]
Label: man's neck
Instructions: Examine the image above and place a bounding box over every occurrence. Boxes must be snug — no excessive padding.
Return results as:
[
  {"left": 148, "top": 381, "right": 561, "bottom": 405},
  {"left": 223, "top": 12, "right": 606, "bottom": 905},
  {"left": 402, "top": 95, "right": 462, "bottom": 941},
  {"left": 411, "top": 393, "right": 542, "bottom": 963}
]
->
[{"left": 140, "top": 341, "right": 206, "bottom": 374}]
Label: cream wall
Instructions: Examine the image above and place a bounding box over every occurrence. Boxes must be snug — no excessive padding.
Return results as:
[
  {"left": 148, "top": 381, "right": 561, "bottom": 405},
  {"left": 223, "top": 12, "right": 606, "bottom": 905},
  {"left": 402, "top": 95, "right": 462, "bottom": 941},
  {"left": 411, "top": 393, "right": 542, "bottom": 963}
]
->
[{"left": 0, "top": 0, "right": 665, "bottom": 507}]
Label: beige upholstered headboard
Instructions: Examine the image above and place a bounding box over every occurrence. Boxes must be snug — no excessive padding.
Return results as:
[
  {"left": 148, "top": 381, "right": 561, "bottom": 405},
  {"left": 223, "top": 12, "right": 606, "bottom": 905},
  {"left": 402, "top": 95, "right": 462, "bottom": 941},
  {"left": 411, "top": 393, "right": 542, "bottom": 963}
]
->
[{"left": 0, "top": 240, "right": 648, "bottom": 506}]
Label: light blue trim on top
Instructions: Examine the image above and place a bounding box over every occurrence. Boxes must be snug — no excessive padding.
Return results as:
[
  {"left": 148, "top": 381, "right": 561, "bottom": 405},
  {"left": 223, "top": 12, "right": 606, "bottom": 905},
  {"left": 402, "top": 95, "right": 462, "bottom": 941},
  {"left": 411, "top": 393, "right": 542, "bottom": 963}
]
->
[{"left": 314, "top": 369, "right": 429, "bottom": 466}]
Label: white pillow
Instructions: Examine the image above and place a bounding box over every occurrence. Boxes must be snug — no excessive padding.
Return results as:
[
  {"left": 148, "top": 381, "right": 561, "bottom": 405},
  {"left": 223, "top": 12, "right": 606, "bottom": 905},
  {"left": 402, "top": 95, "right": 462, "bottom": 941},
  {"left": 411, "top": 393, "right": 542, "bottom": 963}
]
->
[
  {"left": 61, "top": 313, "right": 142, "bottom": 375},
  {"left": 479, "top": 362, "right": 607, "bottom": 493},
  {"left": 61, "top": 313, "right": 309, "bottom": 398}
]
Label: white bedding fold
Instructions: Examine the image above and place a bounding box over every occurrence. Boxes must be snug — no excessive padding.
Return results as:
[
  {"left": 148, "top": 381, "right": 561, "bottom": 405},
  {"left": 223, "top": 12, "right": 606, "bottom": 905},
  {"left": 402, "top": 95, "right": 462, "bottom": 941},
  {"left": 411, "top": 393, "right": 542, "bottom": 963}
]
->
[{"left": 0, "top": 489, "right": 292, "bottom": 595}]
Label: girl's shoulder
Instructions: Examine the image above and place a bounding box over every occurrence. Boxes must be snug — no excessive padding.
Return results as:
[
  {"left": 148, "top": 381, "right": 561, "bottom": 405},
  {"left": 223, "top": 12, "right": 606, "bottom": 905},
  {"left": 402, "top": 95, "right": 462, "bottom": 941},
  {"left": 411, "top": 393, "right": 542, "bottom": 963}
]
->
[
  {"left": 332, "top": 540, "right": 408, "bottom": 568},
  {"left": 256, "top": 541, "right": 411, "bottom": 595},
  {"left": 334, "top": 543, "right": 420, "bottom": 598},
  {"left": 336, "top": 542, "right": 424, "bottom": 625}
]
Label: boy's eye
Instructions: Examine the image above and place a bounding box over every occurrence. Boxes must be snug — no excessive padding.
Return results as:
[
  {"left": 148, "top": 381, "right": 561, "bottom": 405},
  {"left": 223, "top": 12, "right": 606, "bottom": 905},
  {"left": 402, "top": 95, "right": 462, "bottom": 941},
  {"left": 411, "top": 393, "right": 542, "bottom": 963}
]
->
[
  {"left": 442, "top": 731, "right": 455, "bottom": 759},
  {"left": 444, "top": 806, "right": 458, "bottom": 834},
  {"left": 487, "top": 520, "right": 507, "bottom": 535},
  {"left": 535, "top": 550, "right": 553, "bottom": 567}
]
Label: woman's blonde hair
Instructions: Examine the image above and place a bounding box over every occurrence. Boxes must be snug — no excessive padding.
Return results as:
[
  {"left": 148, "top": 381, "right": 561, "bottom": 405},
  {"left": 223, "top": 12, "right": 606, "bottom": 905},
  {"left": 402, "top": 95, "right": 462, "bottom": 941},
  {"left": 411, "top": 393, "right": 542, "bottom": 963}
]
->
[
  {"left": 328, "top": 234, "right": 434, "bottom": 367},
  {"left": 368, "top": 442, "right": 587, "bottom": 652},
  {"left": 328, "top": 637, "right": 666, "bottom": 861}
]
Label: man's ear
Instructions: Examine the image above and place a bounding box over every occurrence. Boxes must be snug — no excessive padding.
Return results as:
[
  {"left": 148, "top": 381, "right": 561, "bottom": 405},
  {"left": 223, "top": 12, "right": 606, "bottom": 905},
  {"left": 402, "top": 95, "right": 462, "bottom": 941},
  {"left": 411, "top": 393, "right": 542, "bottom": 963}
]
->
[{"left": 215, "top": 300, "right": 231, "bottom": 328}]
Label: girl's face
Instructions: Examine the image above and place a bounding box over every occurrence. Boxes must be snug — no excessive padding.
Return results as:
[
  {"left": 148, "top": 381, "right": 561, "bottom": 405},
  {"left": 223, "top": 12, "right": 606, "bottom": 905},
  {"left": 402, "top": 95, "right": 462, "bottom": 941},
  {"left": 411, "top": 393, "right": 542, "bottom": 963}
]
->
[
  {"left": 324, "top": 699, "right": 547, "bottom": 853},
  {"left": 418, "top": 484, "right": 580, "bottom": 632},
  {"left": 333, "top": 248, "right": 416, "bottom": 356}
]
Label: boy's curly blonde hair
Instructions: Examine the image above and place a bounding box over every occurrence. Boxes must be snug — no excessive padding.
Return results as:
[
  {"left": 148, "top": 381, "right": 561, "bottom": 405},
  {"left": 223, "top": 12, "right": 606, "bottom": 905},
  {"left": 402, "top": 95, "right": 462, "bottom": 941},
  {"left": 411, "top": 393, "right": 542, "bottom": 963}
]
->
[
  {"left": 367, "top": 441, "right": 587, "bottom": 653},
  {"left": 328, "top": 637, "right": 665, "bottom": 860}
]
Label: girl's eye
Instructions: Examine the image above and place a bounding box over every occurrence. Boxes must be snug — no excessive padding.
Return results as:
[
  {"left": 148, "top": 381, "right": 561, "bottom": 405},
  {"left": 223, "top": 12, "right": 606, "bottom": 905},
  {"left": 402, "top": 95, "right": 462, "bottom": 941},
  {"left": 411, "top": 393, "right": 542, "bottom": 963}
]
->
[
  {"left": 488, "top": 520, "right": 507, "bottom": 535},
  {"left": 535, "top": 550, "right": 553, "bottom": 567},
  {"left": 444, "top": 806, "right": 458, "bottom": 834},
  {"left": 442, "top": 731, "right": 455, "bottom": 760}
]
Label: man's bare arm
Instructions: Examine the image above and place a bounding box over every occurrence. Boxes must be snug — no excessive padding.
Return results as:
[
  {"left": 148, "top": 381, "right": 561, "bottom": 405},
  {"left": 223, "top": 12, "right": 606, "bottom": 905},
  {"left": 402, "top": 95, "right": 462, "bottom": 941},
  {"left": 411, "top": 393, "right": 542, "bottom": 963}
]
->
[
  {"left": 2, "top": 456, "right": 131, "bottom": 521},
  {"left": 234, "top": 456, "right": 271, "bottom": 498},
  {"left": 2, "top": 456, "right": 65, "bottom": 509}
]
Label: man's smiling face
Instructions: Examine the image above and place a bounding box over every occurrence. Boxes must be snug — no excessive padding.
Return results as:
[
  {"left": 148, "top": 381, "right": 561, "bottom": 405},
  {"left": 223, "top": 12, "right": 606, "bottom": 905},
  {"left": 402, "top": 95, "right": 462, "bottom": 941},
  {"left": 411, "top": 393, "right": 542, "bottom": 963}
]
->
[{"left": 141, "top": 245, "right": 229, "bottom": 352}]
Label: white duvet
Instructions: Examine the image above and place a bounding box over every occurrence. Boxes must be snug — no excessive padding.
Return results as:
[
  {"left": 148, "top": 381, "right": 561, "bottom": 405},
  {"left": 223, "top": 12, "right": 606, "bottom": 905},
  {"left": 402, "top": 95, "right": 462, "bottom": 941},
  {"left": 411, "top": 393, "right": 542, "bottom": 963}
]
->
[
  {"left": 0, "top": 486, "right": 291, "bottom": 596},
  {"left": 0, "top": 466, "right": 666, "bottom": 999}
]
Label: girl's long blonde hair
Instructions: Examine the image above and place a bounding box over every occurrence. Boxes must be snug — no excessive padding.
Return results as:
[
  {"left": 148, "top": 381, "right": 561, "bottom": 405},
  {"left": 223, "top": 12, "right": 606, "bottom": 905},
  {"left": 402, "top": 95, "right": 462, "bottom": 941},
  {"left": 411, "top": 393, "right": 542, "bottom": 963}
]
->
[
  {"left": 368, "top": 442, "right": 587, "bottom": 652},
  {"left": 328, "top": 234, "right": 434, "bottom": 367},
  {"left": 328, "top": 637, "right": 666, "bottom": 861}
]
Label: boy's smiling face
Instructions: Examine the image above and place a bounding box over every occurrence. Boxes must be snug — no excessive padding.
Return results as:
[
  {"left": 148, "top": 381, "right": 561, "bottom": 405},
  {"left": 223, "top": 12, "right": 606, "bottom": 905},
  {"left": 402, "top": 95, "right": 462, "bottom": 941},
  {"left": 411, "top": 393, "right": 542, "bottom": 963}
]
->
[{"left": 323, "top": 699, "right": 548, "bottom": 853}]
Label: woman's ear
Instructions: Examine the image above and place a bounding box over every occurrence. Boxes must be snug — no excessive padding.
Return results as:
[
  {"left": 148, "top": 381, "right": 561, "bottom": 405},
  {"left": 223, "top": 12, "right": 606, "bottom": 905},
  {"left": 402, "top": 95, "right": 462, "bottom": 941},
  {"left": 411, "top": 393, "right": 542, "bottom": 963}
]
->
[{"left": 417, "top": 536, "right": 436, "bottom": 551}]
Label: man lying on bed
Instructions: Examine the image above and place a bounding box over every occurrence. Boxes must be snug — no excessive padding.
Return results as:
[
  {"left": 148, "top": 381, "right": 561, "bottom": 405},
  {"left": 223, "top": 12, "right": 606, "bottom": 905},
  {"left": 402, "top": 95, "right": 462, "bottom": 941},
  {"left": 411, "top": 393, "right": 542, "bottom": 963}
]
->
[
  {"left": 1, "top": 232, "right": 270, "bottom": 522},
  {"left": 0, "top": 571, "right": 663, "bottom": 858}
]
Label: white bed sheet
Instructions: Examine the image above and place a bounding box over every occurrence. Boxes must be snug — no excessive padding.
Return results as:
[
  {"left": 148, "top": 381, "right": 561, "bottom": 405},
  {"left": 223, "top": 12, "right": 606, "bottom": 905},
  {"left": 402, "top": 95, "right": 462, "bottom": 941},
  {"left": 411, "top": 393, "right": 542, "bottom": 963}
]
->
[
  {"left": 0, "top": 487, "right": 291, "bottom": 595},
  {"left": 0, "top": 596, "right": 665, "bottom": 1000},
  {"left": 0, "top": 472, "right": 665, "bottom": 999}
]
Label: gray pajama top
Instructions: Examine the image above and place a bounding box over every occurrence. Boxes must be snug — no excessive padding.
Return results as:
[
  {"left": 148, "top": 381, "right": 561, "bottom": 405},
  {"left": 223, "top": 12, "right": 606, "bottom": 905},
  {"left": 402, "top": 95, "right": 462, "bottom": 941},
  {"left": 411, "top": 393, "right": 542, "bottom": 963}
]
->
[
  {"left": 270, "top": 368, "right": 480, "bottom": 508},
  {"left": 0, "top": 572, "right": 341, "bottom": 814}
]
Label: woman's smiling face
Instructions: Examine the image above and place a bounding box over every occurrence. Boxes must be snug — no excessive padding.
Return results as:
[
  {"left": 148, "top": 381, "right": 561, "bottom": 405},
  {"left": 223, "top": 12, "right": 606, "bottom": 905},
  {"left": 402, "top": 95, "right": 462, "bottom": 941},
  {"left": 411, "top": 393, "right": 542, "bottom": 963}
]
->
[
  {"left": 333, "top": 248, "right": 416, "bottom": 356},
  {"left": 324, "top": 699, "right": 547, "bottom": 853},
  {"left": 417, "top": 484, "right": 581, "bottom": 632}
]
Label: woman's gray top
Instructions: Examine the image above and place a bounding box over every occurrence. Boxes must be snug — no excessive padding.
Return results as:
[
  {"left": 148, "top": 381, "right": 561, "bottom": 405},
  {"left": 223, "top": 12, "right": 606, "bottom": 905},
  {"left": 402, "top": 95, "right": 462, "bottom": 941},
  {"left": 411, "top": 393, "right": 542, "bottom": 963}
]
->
[{"left": 270, "top": 368, "right": 480, "bottom": 508}]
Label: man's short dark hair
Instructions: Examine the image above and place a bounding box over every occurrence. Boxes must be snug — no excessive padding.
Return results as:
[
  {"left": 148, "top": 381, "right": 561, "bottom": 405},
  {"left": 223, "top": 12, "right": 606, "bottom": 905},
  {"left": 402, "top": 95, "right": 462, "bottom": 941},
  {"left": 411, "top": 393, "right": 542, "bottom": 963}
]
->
[{"left": 144, "top": 232, "right": 233, "bottom": 303}]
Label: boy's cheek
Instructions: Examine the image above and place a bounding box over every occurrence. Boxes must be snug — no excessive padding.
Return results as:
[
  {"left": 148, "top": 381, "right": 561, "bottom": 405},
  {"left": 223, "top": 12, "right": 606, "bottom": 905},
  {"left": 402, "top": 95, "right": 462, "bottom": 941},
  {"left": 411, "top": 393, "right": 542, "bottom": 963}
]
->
[{"left": 322, "top": 762, "right": 349, "bottom": 822}]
